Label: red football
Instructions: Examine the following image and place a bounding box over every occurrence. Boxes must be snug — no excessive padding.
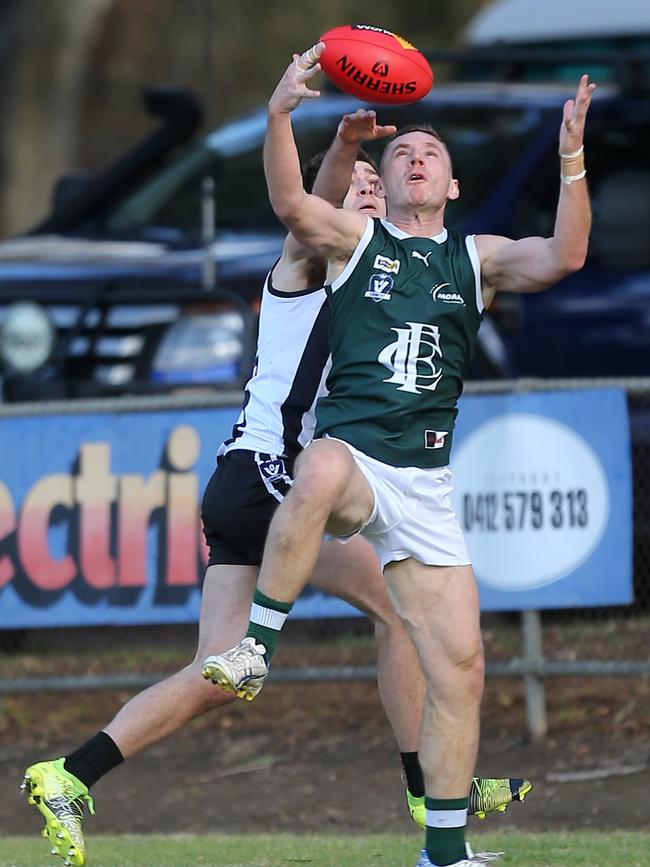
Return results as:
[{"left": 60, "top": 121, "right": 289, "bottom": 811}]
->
[{"left": 318, "top": 24, "right": 433, "bottom": 105}]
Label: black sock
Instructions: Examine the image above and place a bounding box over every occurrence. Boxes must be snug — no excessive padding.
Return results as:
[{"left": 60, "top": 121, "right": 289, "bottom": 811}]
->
[
  {"left": 64, "top": 731, "right": 124, "bottom": 789},
  {"left": 400, "top": 751, "right": 425, "bottom": 798}
]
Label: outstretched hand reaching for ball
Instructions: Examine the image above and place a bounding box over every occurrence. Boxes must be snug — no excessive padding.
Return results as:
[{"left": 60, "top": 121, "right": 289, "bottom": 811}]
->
[
  {"left": 269, "top": 42, "right": 325, "bottom": 114},
  {"left": 336, "top": 109, "right": 397, "bottom": 146}
]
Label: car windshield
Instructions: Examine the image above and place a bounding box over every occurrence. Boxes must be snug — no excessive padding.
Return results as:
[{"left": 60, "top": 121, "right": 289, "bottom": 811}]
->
[{"left": 105, "top": 102, "right": 553, "bottom": 242}]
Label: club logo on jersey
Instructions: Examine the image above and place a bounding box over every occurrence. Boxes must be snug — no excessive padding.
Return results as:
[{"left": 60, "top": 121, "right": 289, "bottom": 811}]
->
[
  {"left": 425, "top": 429, "right": 449, "bottom": 449},
  {"left": 431, "top": 282, "right": 465, "bottom": 305},
  {"left": 377, "top": 321, "right": 443, "bottom": 394},
  {"left": 373, "top": 254, "right": 401, "bottom": 274},
  {"left": 365, "top": 273, "right": 394, "bottom": 302},
  {"left": 411, "top": 250, "right": 432, "bottom": 266},
  {"left": 259, "top": 459, "right": 286, "bottom": 481}
]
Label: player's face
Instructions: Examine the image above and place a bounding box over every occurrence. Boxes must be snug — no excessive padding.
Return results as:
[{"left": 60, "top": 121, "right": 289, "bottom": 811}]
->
[
  {"left": 342, "top": 161, "right": 385, "bottom": 217},
  {"left": 378, "top": 132, "right": 459, "bottom": 211}
]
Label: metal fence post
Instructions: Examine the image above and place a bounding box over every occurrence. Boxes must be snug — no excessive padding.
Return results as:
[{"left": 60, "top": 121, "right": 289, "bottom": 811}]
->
[{"left": 521, "top": 609, "right": 547, "bottom": 740}]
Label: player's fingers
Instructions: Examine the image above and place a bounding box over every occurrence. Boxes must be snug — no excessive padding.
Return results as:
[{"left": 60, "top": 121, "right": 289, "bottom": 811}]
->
[
  {"left": 296, "top": 42, "right": 325, "bottom": 71},
  {"left": 297, "top": 62, "right": 321, "bottom": 82},
  {"left": 563, "top": 99, "right": 575, "bottom": 125}
]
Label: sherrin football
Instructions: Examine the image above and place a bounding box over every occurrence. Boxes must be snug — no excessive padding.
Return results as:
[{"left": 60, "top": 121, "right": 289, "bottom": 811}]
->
[{"left": 319, "top": 24, "right": 433, "bottom": 105}]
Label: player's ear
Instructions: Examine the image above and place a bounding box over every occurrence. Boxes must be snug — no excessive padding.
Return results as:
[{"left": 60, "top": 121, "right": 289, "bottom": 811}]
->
[
  {"left": 447, "top": 177, "right": 460, "bottom": 201},
  {"left": 375, "top": 177, "right": 386, "bottom": 199}
]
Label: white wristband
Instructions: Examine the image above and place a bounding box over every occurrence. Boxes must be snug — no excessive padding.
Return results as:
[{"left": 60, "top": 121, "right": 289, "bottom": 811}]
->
[
  {"left": 561, "top": 170, "right": 587, "bottom": 185},
  {"left": 560, "top": 145, "right": 584, "bottom": 159}
]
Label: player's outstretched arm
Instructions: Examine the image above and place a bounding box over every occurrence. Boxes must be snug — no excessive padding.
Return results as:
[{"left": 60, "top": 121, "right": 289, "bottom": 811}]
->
[
  {"left": 311, "top": 109, "right": 395, "bottom": 204},
  {"left": 264, "top": 43, "right": 366, "bottom": 259},
  {"left": 477, "top": 74, "right": 597, "bottom": 303}
]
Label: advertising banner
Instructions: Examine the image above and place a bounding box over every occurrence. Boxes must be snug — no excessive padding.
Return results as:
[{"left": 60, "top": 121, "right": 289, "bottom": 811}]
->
[
  {"left": 0, "top": 388, "right": 633, "bottom": 627},
  {"left": 451, "top": 388, "right": 632, "bottom": 610}
]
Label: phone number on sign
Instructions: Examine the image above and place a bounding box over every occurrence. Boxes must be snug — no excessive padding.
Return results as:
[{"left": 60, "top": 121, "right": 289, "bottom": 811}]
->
[{"left": 462, "top": 489, "right": 589, "bottom": 533}]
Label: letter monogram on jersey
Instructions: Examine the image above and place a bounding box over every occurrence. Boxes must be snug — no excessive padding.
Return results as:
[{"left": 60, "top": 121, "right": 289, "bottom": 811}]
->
[{"left": 377, "top": 322, "right": 443, "bottom": 394}]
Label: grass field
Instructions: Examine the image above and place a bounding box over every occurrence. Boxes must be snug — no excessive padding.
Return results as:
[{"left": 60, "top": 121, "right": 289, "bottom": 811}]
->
[{"left": 0, "top": 832, "right": 648, "bottom": 867}]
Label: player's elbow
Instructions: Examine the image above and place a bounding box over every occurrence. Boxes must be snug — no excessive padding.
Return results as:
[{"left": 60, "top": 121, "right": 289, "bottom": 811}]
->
[
  {"left": 563, "top": 241, "right": 589, "bottom": 273},
  {"left": 551, "top": 239, "right": 589, "bottom": 276}
]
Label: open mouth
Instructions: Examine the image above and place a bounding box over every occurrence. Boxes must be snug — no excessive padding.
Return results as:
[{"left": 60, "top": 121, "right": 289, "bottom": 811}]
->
[{"left": 408, "top": 173, "right": 426, "bottom": 183}]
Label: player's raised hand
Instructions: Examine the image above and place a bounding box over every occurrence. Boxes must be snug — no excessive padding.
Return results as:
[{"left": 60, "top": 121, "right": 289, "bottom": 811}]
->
[
  {"left": 269, "top": 42, "right": 325, "bottom": 114},
  {"left": 559, "top": 74, "right": 596, "bottom": 154},
  {"left": 336, "top": 109, "right": 397, "bottom": 145}
]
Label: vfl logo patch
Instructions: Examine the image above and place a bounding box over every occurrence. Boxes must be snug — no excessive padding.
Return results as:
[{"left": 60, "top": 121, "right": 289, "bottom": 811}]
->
[
  {"left": 425, "top": 430, "right": 449, "bottom": 450},
  {"left": 411, "top": 250, "right": 432, "bottom": 266},
  {"left": 259, "top": 459, "right": 286, "bottom": 481},
  {"left": 431, "top": 282, "right": 465, "bottom": 306},
  {"left": 373, "top": 254, "right": 400, "bottom": 274},
  {"left": 365, "top": 273, "right": 394, "bottom": 302}
]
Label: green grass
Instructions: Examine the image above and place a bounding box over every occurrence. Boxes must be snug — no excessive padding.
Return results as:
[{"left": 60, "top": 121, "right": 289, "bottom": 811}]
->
[{"left": 0, "top": 832, "right": 648, "bottom": 867}]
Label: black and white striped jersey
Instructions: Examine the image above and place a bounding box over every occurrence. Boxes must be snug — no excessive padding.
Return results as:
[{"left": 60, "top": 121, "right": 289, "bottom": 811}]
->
[{"left": 219, "top": 271, "right": 331, "bottom": 460}]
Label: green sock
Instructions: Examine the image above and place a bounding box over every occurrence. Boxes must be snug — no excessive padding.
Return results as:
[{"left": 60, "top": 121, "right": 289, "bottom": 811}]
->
[
  {"left": 425, "top": 796, "right": 468, "bottom": 866},
  {"left": 246, "top": 589, "right": 293, "bottom": 662}
]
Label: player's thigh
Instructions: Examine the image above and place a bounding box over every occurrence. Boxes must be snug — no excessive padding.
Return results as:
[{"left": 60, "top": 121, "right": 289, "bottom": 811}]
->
[
  {"left": 310, "top": 536, "right": 397, "bottom": 622},
  {"left": 383, "top": 559, "right": 483, "bottom": 687},
  {"left": 195, "top": 563, "right": 259, "bottom": 660}
]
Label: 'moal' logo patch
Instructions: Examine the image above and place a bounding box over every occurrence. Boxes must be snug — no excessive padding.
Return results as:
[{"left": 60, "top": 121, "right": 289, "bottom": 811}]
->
[
  {"left": 431, "top": 282, "right": 464, "bottom": 306},
  {"left": 365, "top": 273, "right": 394, "bottom": 302}
]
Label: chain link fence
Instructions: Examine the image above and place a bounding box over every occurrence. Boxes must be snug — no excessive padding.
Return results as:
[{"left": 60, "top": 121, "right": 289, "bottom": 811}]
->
[{"left": 0, "top": 379, "right": 648, "bottom": 739}]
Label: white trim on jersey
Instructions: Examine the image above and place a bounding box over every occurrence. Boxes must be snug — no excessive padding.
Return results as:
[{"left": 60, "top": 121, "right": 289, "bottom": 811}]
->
[
  {"left": 381, "top": 219, "right": 448, "bottom": 244},
  {"left": 329, "top": 216, "right": 375, "bottom": 294},
  {"left": 219, "top": 271, "right": 330, "bottom": 459},
  {"left": 464, "top": 234, "right": 485, "bottom": 314}
]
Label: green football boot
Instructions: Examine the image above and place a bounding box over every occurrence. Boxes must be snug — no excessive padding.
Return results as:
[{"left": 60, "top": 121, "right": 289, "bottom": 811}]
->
[
  {"left": 21, "top": 758, "right": 95, "bottom": 866},
  {"left": 469, "top": 777, "right": 533, "bottom": 820},
  {"left": 406, "top": 777, "right": 533, "bottom": 829}
]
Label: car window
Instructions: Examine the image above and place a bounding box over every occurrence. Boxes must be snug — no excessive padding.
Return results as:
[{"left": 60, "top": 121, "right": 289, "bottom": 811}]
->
[
  {"left": 105, "top": 103, "right": 550, "bottom": 240},
  {"left": 459, "top": 37, "right": 650, "bottom": 85}
]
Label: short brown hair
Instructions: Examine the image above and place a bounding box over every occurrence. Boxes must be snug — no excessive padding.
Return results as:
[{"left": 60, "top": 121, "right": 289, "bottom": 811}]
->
[{"left": 302, "top": 147, "right": 378, "bottom": 194}]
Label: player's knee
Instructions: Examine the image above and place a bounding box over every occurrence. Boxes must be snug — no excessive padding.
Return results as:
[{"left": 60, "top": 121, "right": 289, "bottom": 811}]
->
[
  {"left": 184, "top": 659, "right": 238, "bottom": 713},
  {"left": 446, "top": 642, "right": 485, "bottom": 705},
  {"left": 458, "top": 644, "right": 485, "bottom": 702},
  {"left": 294, "top": 441, "right": 350, "bottom": 504}
]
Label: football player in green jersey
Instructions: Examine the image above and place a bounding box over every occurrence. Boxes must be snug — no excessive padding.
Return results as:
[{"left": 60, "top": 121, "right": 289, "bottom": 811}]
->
[{"left": 204, "top": 43, "right": 594, "bottom": 867}]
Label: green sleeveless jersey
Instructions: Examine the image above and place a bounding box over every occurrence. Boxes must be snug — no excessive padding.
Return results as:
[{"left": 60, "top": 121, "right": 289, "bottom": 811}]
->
[{"left": 315, "top": 218, "right": 484, "bottom": 468}]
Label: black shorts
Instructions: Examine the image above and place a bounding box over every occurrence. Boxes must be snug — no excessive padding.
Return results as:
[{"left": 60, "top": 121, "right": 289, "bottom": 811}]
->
[{"left": 201, "top": 449, "right": 294, "bottom": 567}]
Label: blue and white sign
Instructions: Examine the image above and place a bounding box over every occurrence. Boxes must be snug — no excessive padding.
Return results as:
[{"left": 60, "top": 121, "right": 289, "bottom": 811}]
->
[
  {"left": 451, "top": 389, "right": 632, "bottom": 610},
  {"left": 0, "top": 388, "right": 633, "bottom": 628}
]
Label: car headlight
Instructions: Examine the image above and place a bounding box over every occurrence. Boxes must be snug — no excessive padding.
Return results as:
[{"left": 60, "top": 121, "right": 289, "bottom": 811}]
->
[
  {"left": 0, "top": 301, "right": 55, "bottom": 374},
  {"left": 151, "top": 311, "right": 245, "bottom": 383}
]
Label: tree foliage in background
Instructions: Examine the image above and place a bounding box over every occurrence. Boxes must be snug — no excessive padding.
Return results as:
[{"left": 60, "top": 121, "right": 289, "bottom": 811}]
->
[{"left": 0, "top": 0, "right": 487, "bottom": 235}]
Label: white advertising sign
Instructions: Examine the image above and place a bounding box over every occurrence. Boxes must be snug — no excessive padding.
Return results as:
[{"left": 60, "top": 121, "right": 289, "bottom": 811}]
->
[{"left": 452, "top": 413, "right": 610, "bottom": 591}]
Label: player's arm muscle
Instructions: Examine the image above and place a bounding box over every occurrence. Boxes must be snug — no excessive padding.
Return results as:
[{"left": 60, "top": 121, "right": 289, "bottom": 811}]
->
[{"left": 264, "top": 111, "right": 365, "bottom": 259}]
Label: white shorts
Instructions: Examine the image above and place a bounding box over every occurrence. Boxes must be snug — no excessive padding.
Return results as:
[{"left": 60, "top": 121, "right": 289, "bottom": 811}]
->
[{"left": 330, "top": 437, "right": 471, "bottom": 570}]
